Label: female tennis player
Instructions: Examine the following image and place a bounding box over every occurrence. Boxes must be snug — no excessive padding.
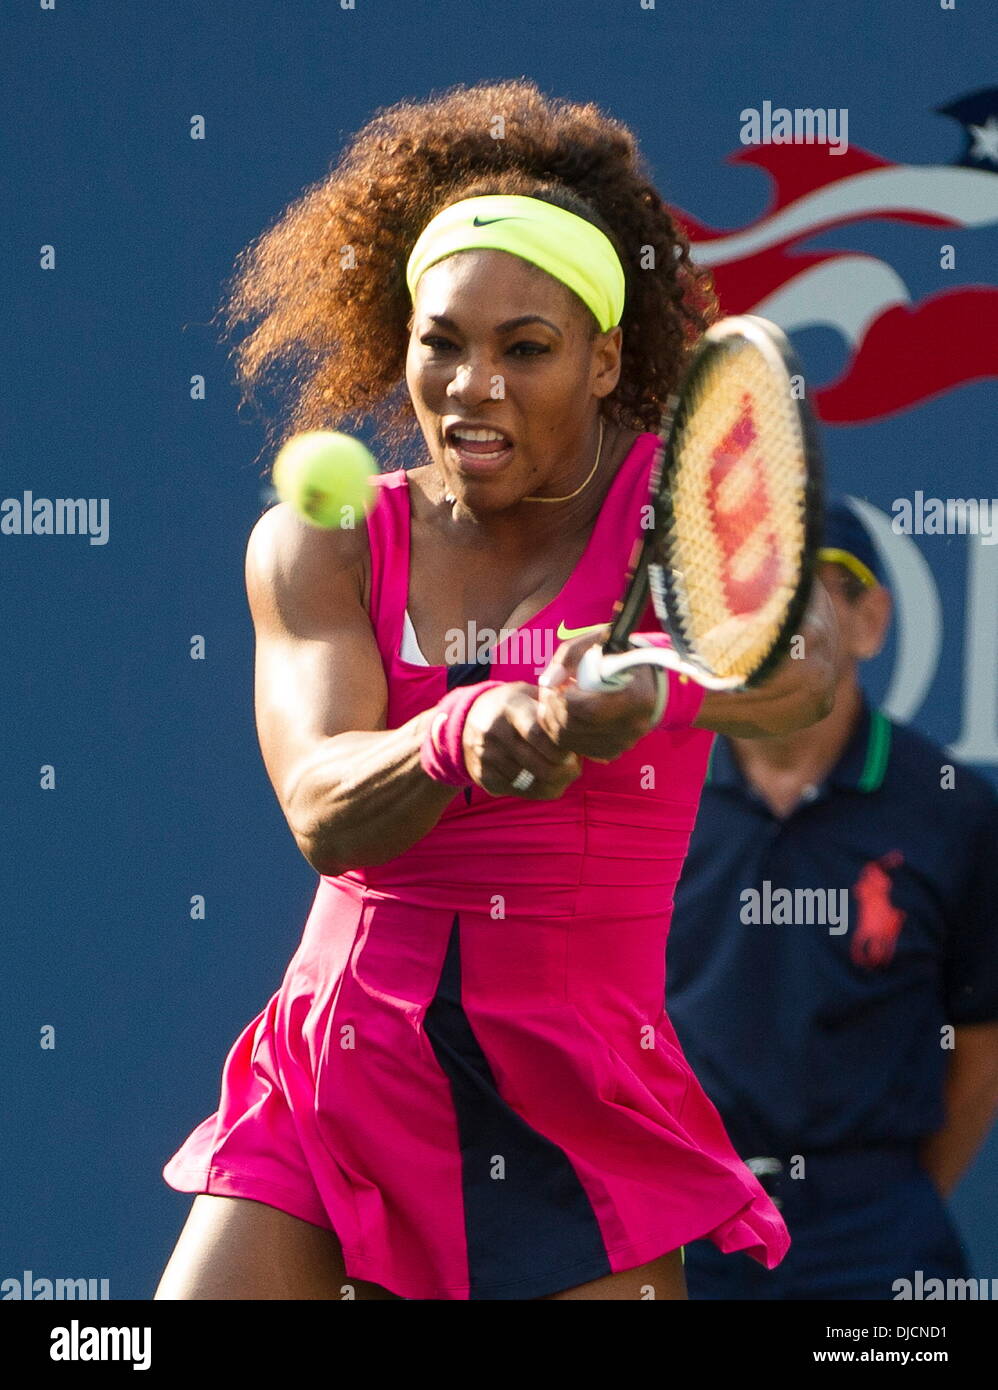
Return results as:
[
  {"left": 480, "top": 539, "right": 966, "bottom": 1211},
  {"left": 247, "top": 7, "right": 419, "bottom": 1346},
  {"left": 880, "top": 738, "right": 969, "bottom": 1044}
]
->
[{"left": 156, "top": 80, "right": 836, "bottom": 1301}]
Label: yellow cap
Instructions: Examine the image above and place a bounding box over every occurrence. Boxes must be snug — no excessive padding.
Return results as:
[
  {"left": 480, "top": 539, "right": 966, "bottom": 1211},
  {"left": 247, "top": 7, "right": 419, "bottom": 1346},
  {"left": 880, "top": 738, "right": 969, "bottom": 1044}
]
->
[{"left": 818, "top": 547, "right": 879, "bottom": 589}]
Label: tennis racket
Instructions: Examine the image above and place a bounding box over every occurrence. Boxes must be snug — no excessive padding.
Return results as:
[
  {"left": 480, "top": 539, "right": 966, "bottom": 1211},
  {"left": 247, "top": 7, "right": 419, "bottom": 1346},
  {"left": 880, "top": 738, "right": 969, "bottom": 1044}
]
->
[{"left": 575, "top": 313, "right": 824, "bottom": 696}]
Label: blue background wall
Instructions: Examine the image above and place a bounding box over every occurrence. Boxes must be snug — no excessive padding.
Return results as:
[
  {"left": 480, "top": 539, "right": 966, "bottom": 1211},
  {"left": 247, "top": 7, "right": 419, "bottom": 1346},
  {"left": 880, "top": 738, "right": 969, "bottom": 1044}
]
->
[{"left": 2, "top": 0, "right": 995, "bottom": 1297}]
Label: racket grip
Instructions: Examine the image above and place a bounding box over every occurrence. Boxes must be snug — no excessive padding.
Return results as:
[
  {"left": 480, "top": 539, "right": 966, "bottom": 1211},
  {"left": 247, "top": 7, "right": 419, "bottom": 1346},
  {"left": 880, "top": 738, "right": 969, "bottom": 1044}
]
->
[{"left": 575, "top": 645, "right": 635, "bottom": 693}]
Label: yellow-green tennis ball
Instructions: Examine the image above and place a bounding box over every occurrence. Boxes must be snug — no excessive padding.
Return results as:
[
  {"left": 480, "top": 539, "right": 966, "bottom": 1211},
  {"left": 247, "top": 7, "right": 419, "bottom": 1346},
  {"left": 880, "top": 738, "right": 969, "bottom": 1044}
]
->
[{"left": 272, "top": 431, "right": 376, "bottom": 529}]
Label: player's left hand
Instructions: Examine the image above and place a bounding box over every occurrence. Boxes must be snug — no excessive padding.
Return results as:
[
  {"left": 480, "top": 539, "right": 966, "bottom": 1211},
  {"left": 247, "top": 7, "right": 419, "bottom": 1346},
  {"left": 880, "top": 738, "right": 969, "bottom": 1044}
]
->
[{"left": 536, "top": 629, "right": 661, "bottom": 762}]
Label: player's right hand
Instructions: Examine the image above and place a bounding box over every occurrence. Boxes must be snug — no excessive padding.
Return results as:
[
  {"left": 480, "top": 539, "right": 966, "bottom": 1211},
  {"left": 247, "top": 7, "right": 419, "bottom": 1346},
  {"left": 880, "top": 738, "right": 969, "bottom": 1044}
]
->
[{"left": 462, "top": 682, "right": 582, "bottom": 799}]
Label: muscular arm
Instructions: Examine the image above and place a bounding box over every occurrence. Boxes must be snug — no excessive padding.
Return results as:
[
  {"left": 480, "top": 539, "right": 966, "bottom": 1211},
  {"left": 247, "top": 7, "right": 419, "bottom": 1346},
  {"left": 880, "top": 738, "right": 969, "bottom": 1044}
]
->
[
  {"left": 920, "top": 1021, "right": 998, "bottom": 1197},
  {"left": 694, "top": 577, "right": 838, "bottom": 738},
  {"left": 245, "top": 502, "right": 458, "bottom": 876}
]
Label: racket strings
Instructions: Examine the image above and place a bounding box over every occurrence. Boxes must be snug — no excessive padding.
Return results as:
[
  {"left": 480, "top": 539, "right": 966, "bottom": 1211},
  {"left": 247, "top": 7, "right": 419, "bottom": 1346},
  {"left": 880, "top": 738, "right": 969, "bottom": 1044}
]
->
[{"left": 653, "top": 339, "right": 808, "bottom": 680}]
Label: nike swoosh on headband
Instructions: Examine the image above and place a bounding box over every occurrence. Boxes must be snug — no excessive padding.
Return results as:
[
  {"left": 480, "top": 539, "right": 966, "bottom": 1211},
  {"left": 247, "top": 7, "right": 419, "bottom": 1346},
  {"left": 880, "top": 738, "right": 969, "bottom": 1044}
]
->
[
  {"left": 472, "top": 215, "right": 520, "bottom": 226},
  {"left": 556, "top": 619, "right": 608, "bottom": 640}
]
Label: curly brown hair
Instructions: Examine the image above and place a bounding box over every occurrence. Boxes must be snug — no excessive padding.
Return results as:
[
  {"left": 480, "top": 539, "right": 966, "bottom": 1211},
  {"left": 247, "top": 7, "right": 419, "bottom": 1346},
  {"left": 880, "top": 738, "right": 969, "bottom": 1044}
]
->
[{"left": 221, "top": 79, "right": 717, "bottom": 467}]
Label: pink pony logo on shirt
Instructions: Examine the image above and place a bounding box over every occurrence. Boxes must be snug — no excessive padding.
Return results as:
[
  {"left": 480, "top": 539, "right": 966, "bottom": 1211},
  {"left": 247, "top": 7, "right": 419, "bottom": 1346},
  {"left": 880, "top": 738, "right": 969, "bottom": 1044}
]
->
[{"left": 850, "top": 850, "right": 907, "bottom": 969}]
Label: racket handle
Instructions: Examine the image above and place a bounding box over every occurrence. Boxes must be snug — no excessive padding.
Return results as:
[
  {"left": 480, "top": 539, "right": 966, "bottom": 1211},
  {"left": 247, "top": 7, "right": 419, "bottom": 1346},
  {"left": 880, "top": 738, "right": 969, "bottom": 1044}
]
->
[
  {"left": 575, "top": 643, "right": 671, "bottom": 728},
  {"left": 575, "top": 644, "right": 638, "bottom": 693},
  {"left": 579, "top": 642, "right": 744, "bottom": 693}
]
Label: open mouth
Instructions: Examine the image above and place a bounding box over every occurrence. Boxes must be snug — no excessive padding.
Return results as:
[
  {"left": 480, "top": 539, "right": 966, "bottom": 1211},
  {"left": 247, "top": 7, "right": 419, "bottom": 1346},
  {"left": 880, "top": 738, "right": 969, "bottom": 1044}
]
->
[{"left": 444, "top": 425, "right": 514, "bottom": 471}]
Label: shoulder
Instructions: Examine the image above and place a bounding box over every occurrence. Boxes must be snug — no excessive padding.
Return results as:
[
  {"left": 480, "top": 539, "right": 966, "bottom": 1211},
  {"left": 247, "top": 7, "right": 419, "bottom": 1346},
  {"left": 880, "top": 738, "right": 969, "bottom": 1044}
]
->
[
  {"left": 244, "top": 499, "right": 372, "bottom": 617},
  {"left": 369, "top": 465, "right": 410, "bottom": 491},
  {"left": 623, "top": 429, "right": 659, "bottom": 470}
]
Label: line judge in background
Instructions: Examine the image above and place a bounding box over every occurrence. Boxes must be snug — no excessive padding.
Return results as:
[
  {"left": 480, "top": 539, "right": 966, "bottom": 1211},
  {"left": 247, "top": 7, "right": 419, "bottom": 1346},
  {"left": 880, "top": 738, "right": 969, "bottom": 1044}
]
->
[{"left": 668, "top": 500, "right": 998, "bottom": 1300}]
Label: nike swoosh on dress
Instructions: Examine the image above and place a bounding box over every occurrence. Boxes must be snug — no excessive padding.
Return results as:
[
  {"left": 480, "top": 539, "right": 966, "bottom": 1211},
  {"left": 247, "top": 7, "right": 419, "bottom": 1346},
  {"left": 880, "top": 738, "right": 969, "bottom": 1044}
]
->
[{"left": 556, "top": 619, "right": 608, "bottom": 640}]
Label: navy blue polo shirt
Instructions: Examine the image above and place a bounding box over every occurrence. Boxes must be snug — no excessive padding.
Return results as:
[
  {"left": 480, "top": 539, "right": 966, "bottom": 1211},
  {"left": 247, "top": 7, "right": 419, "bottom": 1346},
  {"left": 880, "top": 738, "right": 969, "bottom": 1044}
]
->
[{"left": 666, "top": 700, "right": 998, "bottom": 1157}]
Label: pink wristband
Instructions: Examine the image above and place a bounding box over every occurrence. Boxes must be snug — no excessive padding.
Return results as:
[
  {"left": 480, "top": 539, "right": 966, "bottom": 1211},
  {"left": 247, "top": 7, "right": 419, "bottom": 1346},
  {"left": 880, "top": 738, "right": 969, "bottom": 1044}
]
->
[
  {"left": 419, "top": 680, "right": 507, "bottom": 786},
  {"left": 628, "top": 632, "right": 707, "bottom": 730}
]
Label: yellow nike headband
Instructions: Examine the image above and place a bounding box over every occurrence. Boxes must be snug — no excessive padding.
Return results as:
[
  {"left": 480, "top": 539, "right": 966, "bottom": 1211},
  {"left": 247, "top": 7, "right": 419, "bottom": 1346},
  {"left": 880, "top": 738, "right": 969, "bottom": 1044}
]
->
[{"left": 405, "top": 195, "right": 626, "bottom": 333}]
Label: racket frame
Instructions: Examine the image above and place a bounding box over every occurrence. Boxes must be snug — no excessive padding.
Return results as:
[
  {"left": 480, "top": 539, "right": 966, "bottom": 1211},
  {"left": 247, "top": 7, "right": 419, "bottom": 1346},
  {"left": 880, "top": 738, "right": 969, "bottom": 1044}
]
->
[{"left": 600, "top": 313, "right": 824, "bottom": 691}]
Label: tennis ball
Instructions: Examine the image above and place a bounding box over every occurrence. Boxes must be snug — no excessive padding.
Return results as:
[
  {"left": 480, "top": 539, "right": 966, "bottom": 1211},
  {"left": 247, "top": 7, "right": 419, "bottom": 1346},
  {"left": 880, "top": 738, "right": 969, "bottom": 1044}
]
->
[{"left": 272, "top": 430, "right": 376, "bottom": 529}]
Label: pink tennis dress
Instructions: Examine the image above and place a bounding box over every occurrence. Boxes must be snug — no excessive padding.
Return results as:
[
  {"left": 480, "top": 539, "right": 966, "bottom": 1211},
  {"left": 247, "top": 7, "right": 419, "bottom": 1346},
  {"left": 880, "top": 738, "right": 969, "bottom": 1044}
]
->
[{"left": 162, "top": 430, "right": 790, "bottom": 1299}]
